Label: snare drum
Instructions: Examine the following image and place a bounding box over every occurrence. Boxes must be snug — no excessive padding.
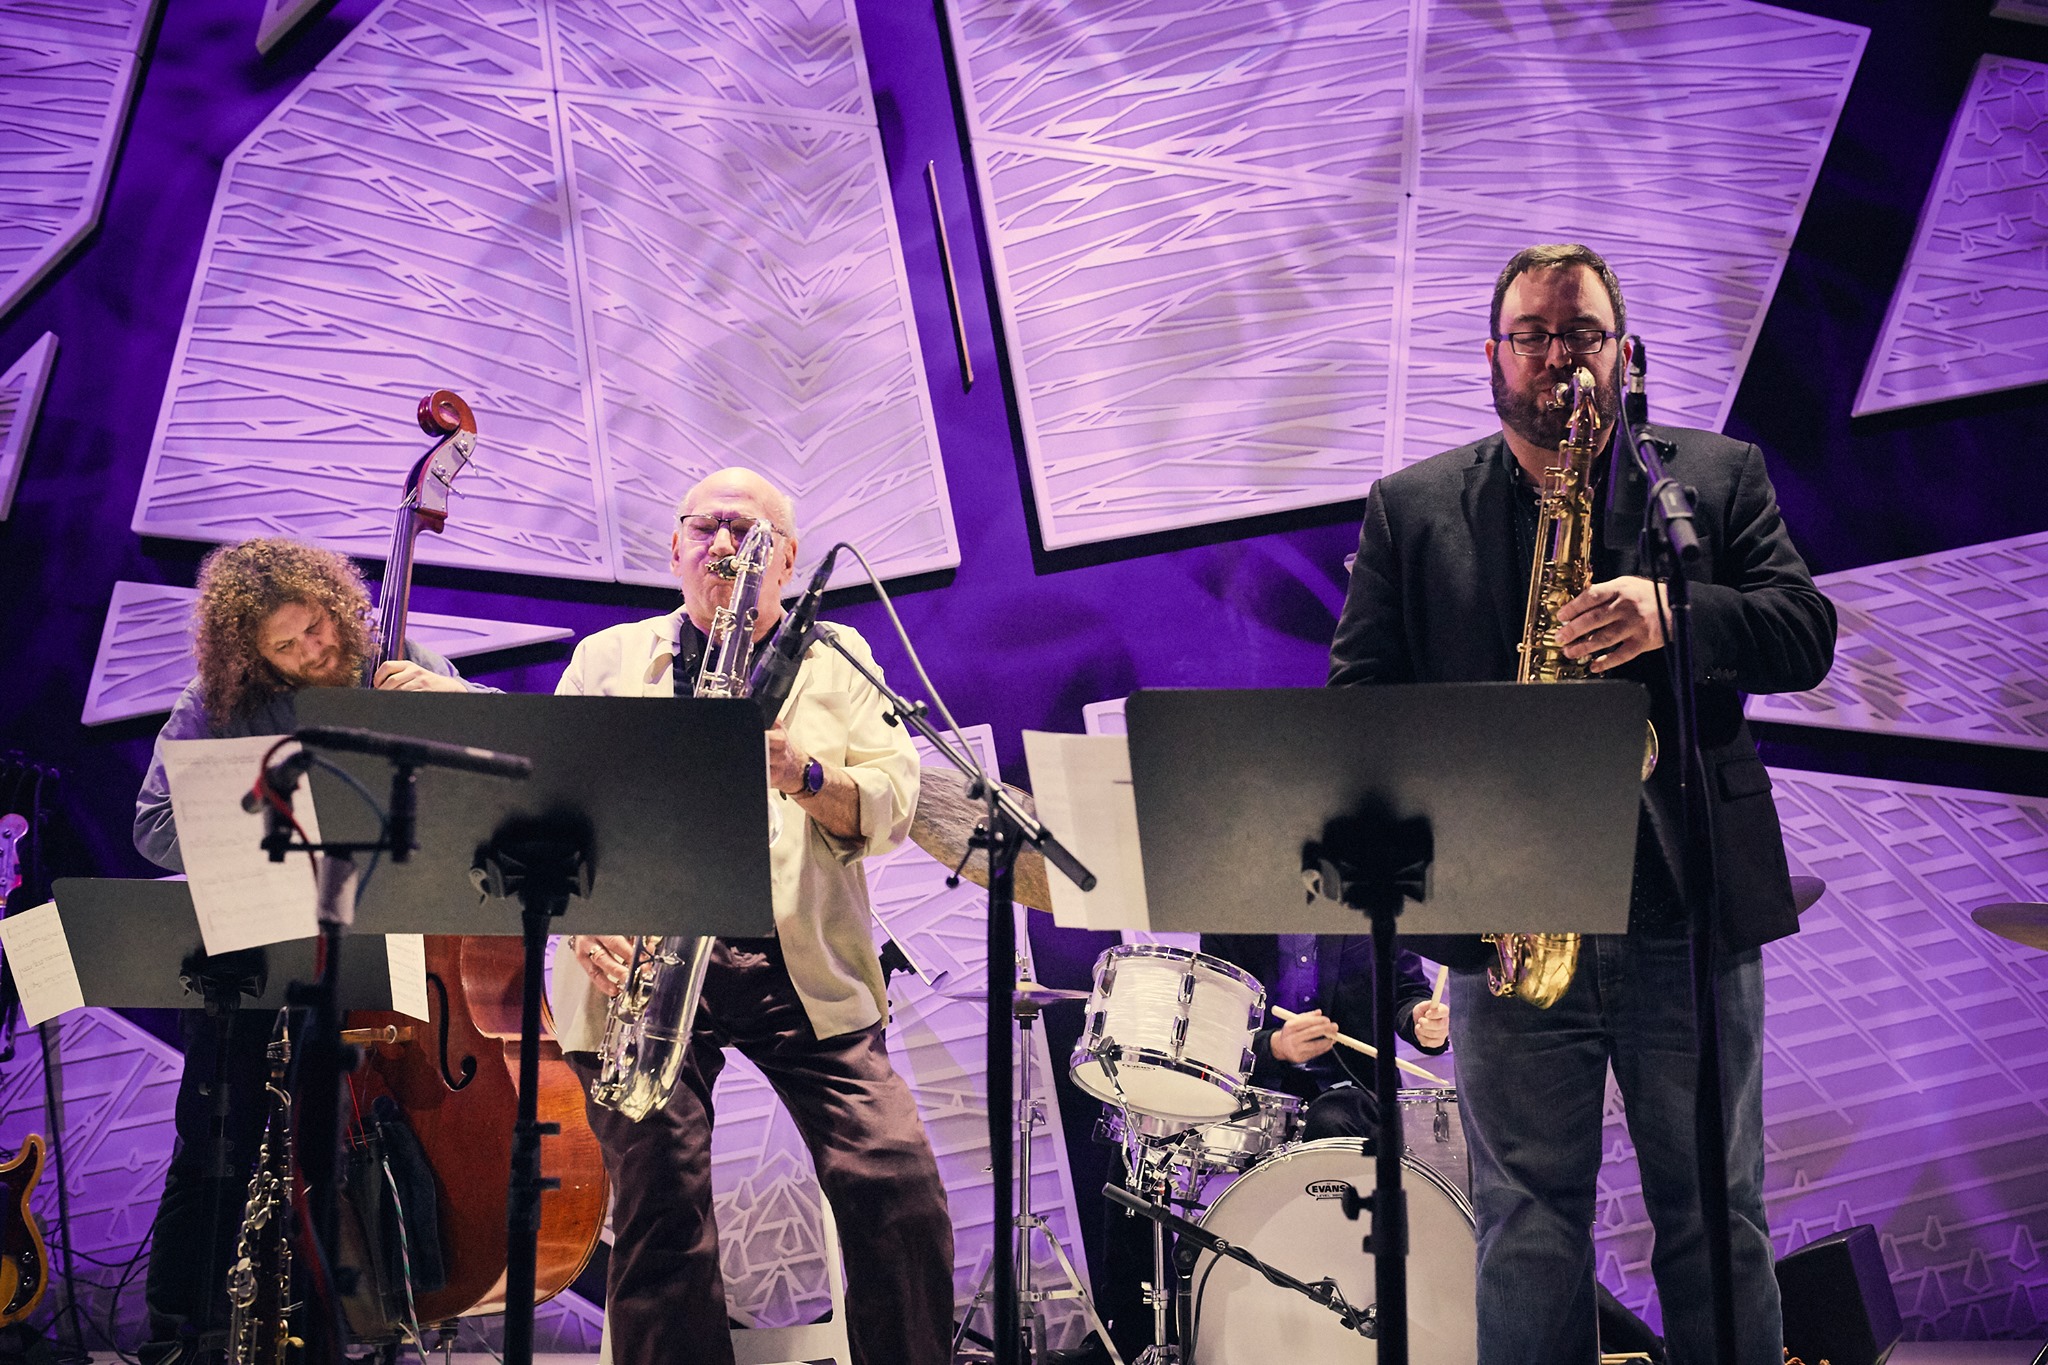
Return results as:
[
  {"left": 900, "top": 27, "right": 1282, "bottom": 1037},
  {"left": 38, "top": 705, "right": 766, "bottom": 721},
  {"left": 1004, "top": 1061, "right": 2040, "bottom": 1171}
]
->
[
  {"left": 1070, "top": 945, "right": 1265, "bottom": 1122},
  {"left": 1189, "top": 1138, "right": 1475, "bottom": 1364},
  {"left": 1189, "top": 1087, "right": 1303, "bottom": 1172}
]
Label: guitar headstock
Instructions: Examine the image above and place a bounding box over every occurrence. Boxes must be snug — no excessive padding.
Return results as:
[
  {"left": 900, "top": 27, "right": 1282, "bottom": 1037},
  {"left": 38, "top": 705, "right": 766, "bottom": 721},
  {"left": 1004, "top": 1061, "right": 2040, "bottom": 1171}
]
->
[{"left": 403, "top": 389, "right": 479, "bottom": 532}]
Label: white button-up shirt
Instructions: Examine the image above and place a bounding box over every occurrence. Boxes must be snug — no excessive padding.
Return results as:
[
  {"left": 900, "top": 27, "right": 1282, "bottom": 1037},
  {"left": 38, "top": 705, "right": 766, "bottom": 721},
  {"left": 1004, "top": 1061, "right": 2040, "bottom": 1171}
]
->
[{"left": 547, "top": 608, "right": 919, "bottom": 1047}]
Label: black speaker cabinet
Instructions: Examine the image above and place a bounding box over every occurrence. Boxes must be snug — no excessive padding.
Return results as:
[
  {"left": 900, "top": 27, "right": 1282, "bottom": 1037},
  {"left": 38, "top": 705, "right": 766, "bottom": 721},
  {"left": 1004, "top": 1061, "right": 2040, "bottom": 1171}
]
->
[{"left": 1776, "top": 1224, "right": 1903, "bottom": 1365}]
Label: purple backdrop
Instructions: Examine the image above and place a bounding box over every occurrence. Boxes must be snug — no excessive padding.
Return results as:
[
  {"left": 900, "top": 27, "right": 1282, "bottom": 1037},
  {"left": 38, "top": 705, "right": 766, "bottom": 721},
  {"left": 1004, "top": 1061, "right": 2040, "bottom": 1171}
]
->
[{"left": 2, "top": 0, "right": 2046, "bottom": 1349}]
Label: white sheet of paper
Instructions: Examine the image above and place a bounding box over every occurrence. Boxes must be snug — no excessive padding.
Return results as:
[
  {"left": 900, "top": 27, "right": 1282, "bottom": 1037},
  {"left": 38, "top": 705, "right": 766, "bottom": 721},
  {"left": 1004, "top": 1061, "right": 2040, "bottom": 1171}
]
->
[
  {"left": 0, "top": 901, "right": 84, "bottom": 1026},
  {"left": 162, "top": 736, "right": 321, "bottom": 953},
  {"left": 1021, "top": 730, "right": 1151, "bottom": 931},
  {"left": 383, "top": 933, "right": 430, "bottom": 1021}
]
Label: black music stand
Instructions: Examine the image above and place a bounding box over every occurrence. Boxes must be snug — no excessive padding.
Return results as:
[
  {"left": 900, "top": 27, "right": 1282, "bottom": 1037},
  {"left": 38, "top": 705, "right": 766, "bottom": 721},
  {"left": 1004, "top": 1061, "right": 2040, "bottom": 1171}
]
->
[
  {"left": 46, "top": 876, "right": 431, "bottom": 1362},
  {"left": 286, "top": 690, "right": 776, "bottom": 1365},
  {"left": 48, "top": 877, "right": 419, "bottom": 1013},
  {"left": 1121, "top": 683, "right": 1646, "bottom": 1365}
]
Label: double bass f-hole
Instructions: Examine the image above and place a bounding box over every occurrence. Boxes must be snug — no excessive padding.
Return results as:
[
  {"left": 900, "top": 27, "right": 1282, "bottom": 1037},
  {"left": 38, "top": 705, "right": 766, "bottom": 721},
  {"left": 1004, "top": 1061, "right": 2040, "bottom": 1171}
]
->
[{"left": 427, "top": 972, "right": 477, "bottom": 1092}]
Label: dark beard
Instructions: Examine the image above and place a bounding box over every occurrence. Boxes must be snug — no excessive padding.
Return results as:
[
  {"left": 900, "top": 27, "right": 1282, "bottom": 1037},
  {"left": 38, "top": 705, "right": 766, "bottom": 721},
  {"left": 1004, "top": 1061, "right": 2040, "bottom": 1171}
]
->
[{"left": 1491, "top": 354, "right": 1618, "bottom": 452}]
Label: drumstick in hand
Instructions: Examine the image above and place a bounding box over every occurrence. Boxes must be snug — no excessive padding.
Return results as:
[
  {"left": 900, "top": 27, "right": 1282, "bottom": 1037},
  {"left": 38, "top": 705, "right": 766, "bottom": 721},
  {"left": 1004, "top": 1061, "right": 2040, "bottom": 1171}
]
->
[
  {"left": 1270, "top": 1005, "right": 1449, "bottom": 1086},
  {"left": 1431, "top": 964, "right": 1448, "bottom": 1005}
]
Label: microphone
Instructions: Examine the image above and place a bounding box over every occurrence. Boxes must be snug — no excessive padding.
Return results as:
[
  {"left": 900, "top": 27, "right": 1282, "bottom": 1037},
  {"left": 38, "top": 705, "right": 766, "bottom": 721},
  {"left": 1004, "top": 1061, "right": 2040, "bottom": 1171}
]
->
[
  {"left": 749, "top": 545, "right": 841, "bottom": 728},
  {"left": 1607, "top": 333, "right": 1650, "bottom": 548},
  {"left": 1623, "top": 333, "right": 1647, "bottom": 430},
  {"left": 293, "top": 725, "right": 533, "bottom": 781},
  {"left": 241, "top": 749, "right": 316, "bottom": 814}
]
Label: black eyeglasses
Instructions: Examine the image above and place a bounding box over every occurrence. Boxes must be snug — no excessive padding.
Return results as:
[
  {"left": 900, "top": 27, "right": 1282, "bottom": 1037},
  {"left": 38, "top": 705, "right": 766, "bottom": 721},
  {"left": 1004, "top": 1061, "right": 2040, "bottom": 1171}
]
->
[
  {"left": 678, "top": 513, "right": 777, "bottom": 544},
  {"left": 1495, "top": 328, "right": 1616, "bottom": 358}
]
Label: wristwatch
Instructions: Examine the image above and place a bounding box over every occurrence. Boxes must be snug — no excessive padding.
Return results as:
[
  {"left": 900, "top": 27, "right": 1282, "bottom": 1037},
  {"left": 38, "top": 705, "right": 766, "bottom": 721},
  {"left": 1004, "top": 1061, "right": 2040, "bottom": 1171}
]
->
[{"left": 798, "top": 756, "right": 825, "bottom": 797}]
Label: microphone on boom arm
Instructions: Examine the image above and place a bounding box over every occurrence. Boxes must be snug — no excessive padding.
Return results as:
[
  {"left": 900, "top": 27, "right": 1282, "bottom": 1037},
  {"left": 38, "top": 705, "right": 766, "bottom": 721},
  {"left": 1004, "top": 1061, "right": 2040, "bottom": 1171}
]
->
[{"left": 749, "top": 545, "right": 842, "bottom": 728}]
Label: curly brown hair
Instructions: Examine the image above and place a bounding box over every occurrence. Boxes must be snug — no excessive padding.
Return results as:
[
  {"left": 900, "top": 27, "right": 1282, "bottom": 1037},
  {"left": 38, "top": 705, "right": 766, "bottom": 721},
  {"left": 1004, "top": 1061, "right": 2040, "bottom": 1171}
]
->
[{"left": 192, "top": 538, "right": 372, "bottom": 723}]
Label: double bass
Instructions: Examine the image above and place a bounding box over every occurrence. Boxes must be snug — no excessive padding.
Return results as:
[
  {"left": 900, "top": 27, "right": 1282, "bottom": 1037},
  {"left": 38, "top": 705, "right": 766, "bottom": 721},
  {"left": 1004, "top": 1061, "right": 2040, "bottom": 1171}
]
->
[{"left": 339, "top": 392, "right": 607, "bottom": 1333}]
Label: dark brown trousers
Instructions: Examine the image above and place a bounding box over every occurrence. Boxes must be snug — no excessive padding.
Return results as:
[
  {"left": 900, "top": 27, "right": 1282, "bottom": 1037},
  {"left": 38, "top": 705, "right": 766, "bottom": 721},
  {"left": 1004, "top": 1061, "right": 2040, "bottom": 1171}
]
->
[{"left": 573, "top": 939, "right": 955, "bottom": 1365}]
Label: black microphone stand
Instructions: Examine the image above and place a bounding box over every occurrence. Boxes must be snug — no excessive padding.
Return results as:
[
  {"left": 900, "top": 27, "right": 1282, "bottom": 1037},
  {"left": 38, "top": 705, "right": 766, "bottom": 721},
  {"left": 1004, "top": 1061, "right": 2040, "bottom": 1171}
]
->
[
  {"left": 1611, "top": 389, "right": 1738, "bottom": 1365},
  {"left": 817, "top": 628, "right": 1095, "bottom": 1365}
]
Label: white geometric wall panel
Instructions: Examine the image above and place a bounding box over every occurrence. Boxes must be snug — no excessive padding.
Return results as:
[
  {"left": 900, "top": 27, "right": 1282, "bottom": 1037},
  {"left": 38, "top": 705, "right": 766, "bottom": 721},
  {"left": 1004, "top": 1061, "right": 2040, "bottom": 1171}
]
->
[
  {"left": 0, "top": 331, "right": 58, "bottom": 520},
  {"left": 1591, "top": 769, "right": 2048, "bottom": 1339},
  {"left": 1855, "top": 56, "right": 2048, "bottom": 415},
  {"left": 1746, "top": 534, "right": 2048, "bottom": 752},
  {"left": 135, "top": 0, "right": 957, "bottom": 591},
  {"left": 80, "top": 580, "right": 573, "bottom": 725},
  {"left": 948, "top": 0, "right": 1864, "bottom": 548},
  {"left": 1994, "top": 0, "right": 2048, "bottom": 26},
  {"left": 0, "top": 0, "right": 158, "bottom": 323},
  {"left": 705, "top": 726, "right": 1092, "bottom": 1347},
  {"left": 257, "top": 0, "right": 326, "bottom": 55}
]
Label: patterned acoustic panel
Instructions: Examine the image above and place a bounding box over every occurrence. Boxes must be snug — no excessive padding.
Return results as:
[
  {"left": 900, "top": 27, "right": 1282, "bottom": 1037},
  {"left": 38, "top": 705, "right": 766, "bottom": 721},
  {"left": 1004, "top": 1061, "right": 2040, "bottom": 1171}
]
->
[
  {"left": 0, "top": 0, "right": 158, "bottom": 323},
  {"left": 80, "top": 580, "right": 574, "bottom": 725},
  {"left": 0, "top": 331, "right": 57, "bottom": 519},
  {"left": 704, "top": 725, "right": 1093, "bottom": 1348},
  {"left": 1855, "top": 56, "right": 2048, "bottom": 416},
  {"left": 257, "top": 0, "right": 328, "bottom": 54},
  {"left": 948, "top": 0, "right": 1863, "bottom": 548},
  {"left": 1994, "top": 0, "right": 2048, "bottom": 25},
  {"left": 1591, "top": 768, "right": 2048, "bottom": 1340},
  {"left": 1745, "top": 533, "right": 2048, "bottom": 752},
  {"left": 136, "top": 0, "right": 957, "bottom": 591}
]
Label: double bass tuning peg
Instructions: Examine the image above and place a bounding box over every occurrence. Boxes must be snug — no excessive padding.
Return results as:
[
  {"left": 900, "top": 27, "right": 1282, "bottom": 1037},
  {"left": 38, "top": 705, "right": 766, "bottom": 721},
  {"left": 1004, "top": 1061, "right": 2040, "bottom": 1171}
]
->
[{"left": 417, "top": 389, "right": 475, "bottom": 438}]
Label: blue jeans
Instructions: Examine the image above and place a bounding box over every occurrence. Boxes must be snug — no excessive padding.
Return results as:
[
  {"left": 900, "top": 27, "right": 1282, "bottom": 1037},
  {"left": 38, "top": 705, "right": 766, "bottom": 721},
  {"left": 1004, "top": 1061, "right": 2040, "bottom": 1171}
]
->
[{"left": 1447, "top": 936, "right": 1780, "bottom": 1365}]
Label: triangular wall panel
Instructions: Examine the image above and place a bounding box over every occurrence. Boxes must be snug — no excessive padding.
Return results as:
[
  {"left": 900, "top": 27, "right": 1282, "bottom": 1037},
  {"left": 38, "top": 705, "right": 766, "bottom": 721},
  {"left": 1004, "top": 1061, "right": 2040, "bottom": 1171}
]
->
[
  {"left": 1855, "top": 56, "right": 2048, "bottom": 416},
  {"left": 1746, "top": 534, "right": 2048, "bottom": 752},
  {"left": 0, "top": 0, "right": 159, "bottom": 323},
  {"left": 136, "top": 0, "right": 957, "bottom": 591},
  {"left": 949, "top": 0, "right": 1865, "bottom": 548},
  {"left": 0, "top": 331, "right": 57, "bottom": 520},
  {"left": 81, "top": 580, "right": 573, "bottom": 725}
]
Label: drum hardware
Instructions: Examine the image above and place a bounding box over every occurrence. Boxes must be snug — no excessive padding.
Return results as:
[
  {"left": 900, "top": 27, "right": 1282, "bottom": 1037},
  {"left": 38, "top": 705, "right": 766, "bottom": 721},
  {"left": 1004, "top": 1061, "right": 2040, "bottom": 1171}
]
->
[
  {"left": 1971, "top": 901, "right": 2048, "bottom": 952},
  {"left": 954, "top": 965, "right": 1121, "bottom": 1365},
  {"left": 1104, "top": 1182, "right": 1376, "bottom": 1355},
  {"left": 909, "top": 768, "right": 1057, "bottom": 912}
]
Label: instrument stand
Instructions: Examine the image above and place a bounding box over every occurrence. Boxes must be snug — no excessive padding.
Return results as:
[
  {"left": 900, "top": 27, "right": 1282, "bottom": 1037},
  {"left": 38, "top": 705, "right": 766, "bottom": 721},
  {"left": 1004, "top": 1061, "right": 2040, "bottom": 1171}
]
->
[
  {"left": 1117, "top": 684, "right": 1646, "bottom": 1365},
  {"left": 1300, "top": 812, "right": 1433, "bottom": 1365},
  {"left": 1103, "top": 1186, "right": 1376, "bottom": 1344},
  {"left": 952, "top": 987, "right": 1123, "bottom": 1365},
  {"left": 817, "top": 629, "right": 1095, "bottom": 1365},
  {"left": 1615, "top": 404, "right": 1737, "bottom": 1365},
  {"left": 474, "top": 833, "right": 591, "bottom": 1365},
  {"left": 289, "top": 692, "right": 779, "bottom": 1365}
]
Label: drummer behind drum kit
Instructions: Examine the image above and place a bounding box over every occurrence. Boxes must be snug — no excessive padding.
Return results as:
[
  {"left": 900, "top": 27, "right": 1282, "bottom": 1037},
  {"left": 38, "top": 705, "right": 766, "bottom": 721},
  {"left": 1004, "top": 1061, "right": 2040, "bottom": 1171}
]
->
[{"left": 1060, "top": 943, "right": 1478, "bottom": 1365}]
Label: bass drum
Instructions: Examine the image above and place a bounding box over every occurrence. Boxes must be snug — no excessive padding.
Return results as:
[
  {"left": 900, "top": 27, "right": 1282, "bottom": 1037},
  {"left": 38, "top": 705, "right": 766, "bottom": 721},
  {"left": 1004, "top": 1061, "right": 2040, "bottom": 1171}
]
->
[{"left": 1187, "top": 1138, "right": 1475, "bottom": 1364}]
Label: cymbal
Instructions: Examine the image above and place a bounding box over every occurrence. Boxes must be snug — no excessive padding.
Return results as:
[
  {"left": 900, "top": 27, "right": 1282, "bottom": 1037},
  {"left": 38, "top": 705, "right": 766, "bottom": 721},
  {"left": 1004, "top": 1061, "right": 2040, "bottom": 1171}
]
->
[
  {"left": 1791, "top": 876, "right": 1826, "bottom": 916},
  {"left": 1972, "top": 902, "right": 2048, "bottom": 953},
  {"left": 908, "top": 768, "right": 1055, "bottom": 911},
  {"left": 942, "top": 980, "right": 1091, "bottom": 1009}
]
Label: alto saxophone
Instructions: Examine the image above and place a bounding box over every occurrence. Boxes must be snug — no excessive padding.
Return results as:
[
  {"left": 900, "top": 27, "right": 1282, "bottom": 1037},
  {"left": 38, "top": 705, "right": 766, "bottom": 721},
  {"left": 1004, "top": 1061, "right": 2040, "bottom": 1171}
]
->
[
  {"left": 1485, "top": 366, "right": 1659, "bottom": 1008},
  {"left": 228, "top": 1011, "right": 300, "bottom": 1365},
  {"left": 590, "top": 521, "right": 778, "bottom": 1121}
]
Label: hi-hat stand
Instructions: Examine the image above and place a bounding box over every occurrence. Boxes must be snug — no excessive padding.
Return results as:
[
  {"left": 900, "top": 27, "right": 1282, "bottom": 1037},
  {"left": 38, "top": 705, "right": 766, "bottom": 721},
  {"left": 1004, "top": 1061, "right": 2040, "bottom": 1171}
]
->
[{"left": 953, "top": 976, "right": 1121, "bottom": 1364}]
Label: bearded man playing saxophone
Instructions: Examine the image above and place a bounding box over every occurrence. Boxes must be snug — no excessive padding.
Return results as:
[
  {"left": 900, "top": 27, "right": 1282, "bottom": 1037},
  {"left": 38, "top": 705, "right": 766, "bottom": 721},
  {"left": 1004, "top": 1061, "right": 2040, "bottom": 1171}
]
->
[
  {"left": 548, "top": 468, "right": 954, "bottom": 1365},
  {"left": 1329, "top": 244, "right": 1836, "bottom": 1364}
]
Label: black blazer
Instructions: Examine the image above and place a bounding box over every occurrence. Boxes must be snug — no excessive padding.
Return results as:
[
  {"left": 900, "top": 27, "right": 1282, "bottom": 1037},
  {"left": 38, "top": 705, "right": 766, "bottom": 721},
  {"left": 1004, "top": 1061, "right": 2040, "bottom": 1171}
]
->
[{"left": 1328, "top": 426, "right": 1837, "bottom": 958}]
